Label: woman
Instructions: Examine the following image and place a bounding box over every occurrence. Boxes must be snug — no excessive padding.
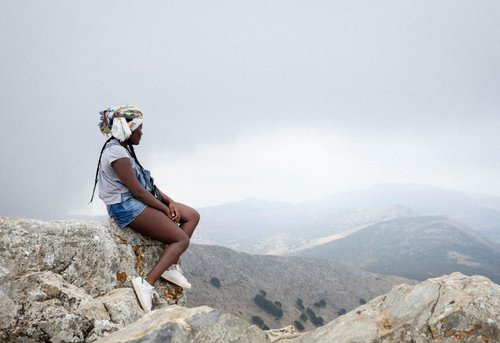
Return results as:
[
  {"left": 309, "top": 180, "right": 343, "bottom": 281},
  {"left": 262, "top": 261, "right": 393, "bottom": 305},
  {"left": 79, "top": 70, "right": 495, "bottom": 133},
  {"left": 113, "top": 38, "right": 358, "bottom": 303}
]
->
[{"left": 90, "top": 105, "right": 200, "bottom": 312}]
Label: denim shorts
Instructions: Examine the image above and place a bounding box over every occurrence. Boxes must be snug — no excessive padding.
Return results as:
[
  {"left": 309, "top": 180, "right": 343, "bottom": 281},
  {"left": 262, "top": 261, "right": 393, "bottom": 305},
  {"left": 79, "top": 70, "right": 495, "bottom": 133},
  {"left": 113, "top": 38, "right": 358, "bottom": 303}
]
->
[{"left": 107, "top": 192, "right": 147, "bottom": 229}]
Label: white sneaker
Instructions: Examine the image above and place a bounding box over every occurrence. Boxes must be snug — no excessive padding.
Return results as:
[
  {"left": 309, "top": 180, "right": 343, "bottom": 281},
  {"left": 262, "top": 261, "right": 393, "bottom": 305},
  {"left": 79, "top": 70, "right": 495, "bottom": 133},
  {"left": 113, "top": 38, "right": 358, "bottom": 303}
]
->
[
  {"left": 161, "top": 264, "right": 192, "bottom": 289},
  {"left": 131, "top": 276, "right": 154, "bottom": 312}
]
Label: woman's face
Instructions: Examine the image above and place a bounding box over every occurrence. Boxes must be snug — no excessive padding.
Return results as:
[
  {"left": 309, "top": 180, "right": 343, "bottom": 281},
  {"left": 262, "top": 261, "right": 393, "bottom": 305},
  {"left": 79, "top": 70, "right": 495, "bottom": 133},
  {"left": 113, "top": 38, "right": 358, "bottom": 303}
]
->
[{"left": 129, "top": 124, "right": 143, "bottom": 145}]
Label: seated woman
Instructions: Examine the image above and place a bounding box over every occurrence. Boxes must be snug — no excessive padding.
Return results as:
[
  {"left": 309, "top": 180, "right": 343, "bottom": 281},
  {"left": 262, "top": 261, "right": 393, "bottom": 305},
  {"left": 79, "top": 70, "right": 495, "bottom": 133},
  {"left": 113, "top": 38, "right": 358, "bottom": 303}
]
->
[{"left": 90, "top": 105, "right": 200, "bottom": 312}]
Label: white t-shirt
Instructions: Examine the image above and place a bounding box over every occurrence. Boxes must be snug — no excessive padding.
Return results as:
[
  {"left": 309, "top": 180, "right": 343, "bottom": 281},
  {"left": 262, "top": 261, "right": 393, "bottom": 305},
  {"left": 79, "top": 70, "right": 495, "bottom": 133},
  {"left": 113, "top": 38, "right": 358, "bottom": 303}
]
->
[{"left": 98, "top": 140, "right": 134, "bottom": 205}]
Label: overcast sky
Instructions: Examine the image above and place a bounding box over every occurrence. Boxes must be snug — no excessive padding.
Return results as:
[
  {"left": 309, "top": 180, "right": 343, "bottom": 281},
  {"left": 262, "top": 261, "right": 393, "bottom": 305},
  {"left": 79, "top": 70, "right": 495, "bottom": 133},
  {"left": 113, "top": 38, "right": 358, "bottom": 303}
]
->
[{"left": 1, "top": 0, "right": 499, "bottom": 220}]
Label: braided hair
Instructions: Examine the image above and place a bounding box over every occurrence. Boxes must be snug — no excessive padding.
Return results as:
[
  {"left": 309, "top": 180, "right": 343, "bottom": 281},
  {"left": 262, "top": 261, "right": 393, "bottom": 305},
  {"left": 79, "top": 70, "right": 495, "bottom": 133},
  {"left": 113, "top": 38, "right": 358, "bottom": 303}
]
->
[
  {"left": 89, "top": 137, "right": 115, "bottom": 203},
  {"left": 126, "top": 141, "right": 145, "bottom": 171}
]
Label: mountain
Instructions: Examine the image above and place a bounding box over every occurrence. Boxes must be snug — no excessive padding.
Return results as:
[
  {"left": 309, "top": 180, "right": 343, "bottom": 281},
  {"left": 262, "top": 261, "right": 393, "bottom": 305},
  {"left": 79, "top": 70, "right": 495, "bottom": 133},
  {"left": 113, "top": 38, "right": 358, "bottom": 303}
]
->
[
  {"left": 194, "top": 184, "right": 500, "bottom": 255},
  {"left": 294, "top": 272, "right": 500, "bottom": 343},
  {"left": 196, "top": 198, "right": 411, "bottom": 254},
  {"left": 98, "top": 273, "right": 500, "bottom": 343},
  {"left": 3, "top": 218, "right": 499, "bottom": 342},
  {"left": 295, "top": 216, "right": 500, "bottom": 283},
  {"left": 180, "top": 244, "right": 414, "bottom": 331},
  {"left": 316, "top": 183, "right": 500, "bottom": 243}
]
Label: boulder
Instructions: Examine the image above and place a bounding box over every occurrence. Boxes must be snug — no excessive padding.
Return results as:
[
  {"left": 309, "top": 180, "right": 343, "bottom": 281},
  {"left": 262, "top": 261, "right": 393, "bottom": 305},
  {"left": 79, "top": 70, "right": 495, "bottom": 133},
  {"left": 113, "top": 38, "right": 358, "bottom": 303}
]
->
[
  {"left": 294, "top": 272, "right": 500, "bottom": 343},
  {"left": 1, "top": 218, "right": 499, "bottom": 343},
  {"left": 96, "top": 305, "right": 270, "bottom": 343},
  {"left": 0, "top": 217, "right": 185, "bottom": 342}
]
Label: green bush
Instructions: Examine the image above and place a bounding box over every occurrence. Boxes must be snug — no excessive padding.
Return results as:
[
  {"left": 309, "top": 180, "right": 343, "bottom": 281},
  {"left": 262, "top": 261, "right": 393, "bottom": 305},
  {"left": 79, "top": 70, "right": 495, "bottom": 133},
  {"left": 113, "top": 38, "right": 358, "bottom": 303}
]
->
[
  {"left": 299, "top": 313, "right": 308, "bottom": 322},
  {"left": 314, "top": 299, "right": 327, "bottom": 308},
  {"left": 210, "top": 277, "right": 221, "bottom": 288},
  {"left": 337, "top": 308, "right": 346, "bottom": 316},
  {"left": 296, "top": 298, "right": 305, "bottom": 310},
  {"left": 306, "top": 307, "right": 324, "bottom": 327},
  {"left": 293, "top": 320, "right": 305, "bottom": 331},
  {"left": 254, "top": 294, "right": 283, "bottom": 318},
  {"left": 251, "top": 315, "right": 269, "bottom": 330},
  {"left": 252, "top": 315, "right": 264, "bottom": 326}
]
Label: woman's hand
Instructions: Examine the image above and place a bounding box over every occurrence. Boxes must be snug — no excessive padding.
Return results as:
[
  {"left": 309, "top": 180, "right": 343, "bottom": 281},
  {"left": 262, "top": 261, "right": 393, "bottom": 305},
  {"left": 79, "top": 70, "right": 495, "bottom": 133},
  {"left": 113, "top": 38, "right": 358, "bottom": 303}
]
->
[
  {"left": 168, "top": 203, "right": 181, "bottom": 223},
  {"left": 162, "top": 206, "right": 172, "bottom": 219}
]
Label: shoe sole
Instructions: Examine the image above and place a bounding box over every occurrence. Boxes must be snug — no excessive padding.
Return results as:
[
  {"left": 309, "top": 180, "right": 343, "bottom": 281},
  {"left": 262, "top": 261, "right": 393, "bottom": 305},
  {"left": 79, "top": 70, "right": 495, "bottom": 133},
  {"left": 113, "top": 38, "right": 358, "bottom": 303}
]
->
[
  {"left": 131, "top": 278, "right": 151, "bottom": 312},
  {"left": 161, "top": 274, "right": 192, "bottom": 289}
]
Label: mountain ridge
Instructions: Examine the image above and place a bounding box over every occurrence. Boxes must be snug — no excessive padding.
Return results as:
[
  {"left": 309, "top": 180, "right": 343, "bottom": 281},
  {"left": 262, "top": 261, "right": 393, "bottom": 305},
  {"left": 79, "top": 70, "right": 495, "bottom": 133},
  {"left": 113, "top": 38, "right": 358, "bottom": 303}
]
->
[
  {"left": 181, "top": 243, "right": 414, "bottom": 331},
  {"left": 193, "top": 184, "right": 500, "bottom": 255},
  {"left": 295, "top": 215, "right": 500, "bottom": 283}
]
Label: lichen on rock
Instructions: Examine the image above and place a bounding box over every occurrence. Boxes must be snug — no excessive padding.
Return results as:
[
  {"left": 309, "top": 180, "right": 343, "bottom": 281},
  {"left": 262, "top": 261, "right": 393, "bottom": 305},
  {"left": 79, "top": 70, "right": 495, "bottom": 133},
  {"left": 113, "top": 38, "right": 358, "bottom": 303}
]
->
[
  {"left": 1, "top": 218, "right": 499, "bottom": 343},
  {"left": 0, "top": 217, "right": 185, "bottom": 342}
]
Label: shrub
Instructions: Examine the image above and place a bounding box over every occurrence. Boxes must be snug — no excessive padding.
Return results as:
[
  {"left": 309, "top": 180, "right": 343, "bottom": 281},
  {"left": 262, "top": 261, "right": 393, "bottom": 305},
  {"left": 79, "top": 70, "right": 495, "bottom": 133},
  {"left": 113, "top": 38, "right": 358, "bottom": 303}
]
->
[
  {"left": 259, "top": 289, "right": 267, "bottom": 297},
  {"left": 293, "top": 320, "right": 305, "bottom": 331},
  {"left": 314, "top": 299, "right": 327, "bottom": 308},
  {"left": 296, "top": 298, "right": 305, "bottom": 310},
  {"left": 254, "top": 294, "right": 283, "bottom": 318},
  {"left": 210, "top": 277, "right": 221, "bottom": 288},
  {"left": 251, "top": 315, "right": 269, "bottom": 330},
  {"left": 299, "top": 313, "right": 308, "bottom": 322},
  {"left": 252, "top": 315, "right": 264, "bottom": 326},
  {"left": 359, "top": 298, "right": 366, "bottom": 305},
  {"left": 337, "top": 308, "right": 346, "bottom": 316},
  {"left": 274, "top": 301, "right": 282, "bottom": 308},
  {"left": 315, "top": 316, "right": 324, "bottom": 327},
  {"left": 306, "top": 307, "right": 324, "bottom": 327}
]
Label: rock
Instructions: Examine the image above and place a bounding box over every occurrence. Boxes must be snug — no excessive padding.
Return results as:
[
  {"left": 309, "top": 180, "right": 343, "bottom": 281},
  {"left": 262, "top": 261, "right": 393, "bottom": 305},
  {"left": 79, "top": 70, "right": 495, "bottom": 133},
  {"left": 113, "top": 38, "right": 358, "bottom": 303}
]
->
[
  {"left": 0, "top": 217, "right": 185, "bottom": 342},
  {"left": 1, "top": 218, "right": 499, "bottom": 343},
  {"left": 265, "top": 325, "right": 300, "bottom": 342},
  {"left": 96, "top": 305, "right": 270, "bottom": 343},
  {"left": 293, "top": 272, "right": 500, "bottom": 343}
]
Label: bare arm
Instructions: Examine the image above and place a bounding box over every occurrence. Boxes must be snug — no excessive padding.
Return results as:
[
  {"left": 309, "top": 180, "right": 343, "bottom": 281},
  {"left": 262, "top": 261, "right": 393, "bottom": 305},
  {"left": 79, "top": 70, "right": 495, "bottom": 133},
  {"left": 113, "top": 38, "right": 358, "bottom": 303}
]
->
[
  {"left": 160, "top": 190, "right": 180, "bottom": 223},
  {"left": 112, "top": 158, "right": 171, "bottom": 217}
]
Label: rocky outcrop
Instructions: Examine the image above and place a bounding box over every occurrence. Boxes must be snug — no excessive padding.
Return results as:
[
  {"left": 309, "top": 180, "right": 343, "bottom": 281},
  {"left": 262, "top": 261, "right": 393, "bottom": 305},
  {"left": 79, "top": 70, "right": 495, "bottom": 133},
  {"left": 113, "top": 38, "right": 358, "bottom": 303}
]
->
[
  {"left": 96, "top": 306, "right": 270, "bottom": 343},
  {"left": 0, "top": 217, "right": 186, "bottom": 342},
  {"left": 1, "top": 218, "right": 499, "bottom": 343},
  {"left": 293, "top": 272, "right": 499, "bottom": 343}
]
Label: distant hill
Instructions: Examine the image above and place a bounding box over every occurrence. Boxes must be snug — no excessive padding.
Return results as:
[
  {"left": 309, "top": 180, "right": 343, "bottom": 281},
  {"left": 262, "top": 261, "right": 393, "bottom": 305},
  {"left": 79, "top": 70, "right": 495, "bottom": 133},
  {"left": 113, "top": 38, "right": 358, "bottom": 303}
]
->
[
  {"left": 295, "top": 216, "right": 500, "bottom": 283},
  {"left": 196, "top": 199, "right": 410, "bottom": 254},
  {"left": 181, "top": 244, "right": 414, "bottom": 331},
  {"left": 194, "top": 184, "right": 500, "bottom": 255},
  {"left": 315, "top": 184, "right": 500, "bottom": 243}
]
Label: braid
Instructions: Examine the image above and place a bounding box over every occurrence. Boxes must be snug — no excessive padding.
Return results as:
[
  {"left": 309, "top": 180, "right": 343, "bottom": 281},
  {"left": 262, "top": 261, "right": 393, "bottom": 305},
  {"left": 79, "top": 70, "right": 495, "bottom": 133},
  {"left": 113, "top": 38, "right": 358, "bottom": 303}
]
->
[
  {"left": 128, "top": 141, "right": 161, "bottom": 200},
  {"left": 89, "top": 137, "right": 115, "bottom": 203},
  {"left": 127, "top": 141, "right": 145, "bottom": 171}
]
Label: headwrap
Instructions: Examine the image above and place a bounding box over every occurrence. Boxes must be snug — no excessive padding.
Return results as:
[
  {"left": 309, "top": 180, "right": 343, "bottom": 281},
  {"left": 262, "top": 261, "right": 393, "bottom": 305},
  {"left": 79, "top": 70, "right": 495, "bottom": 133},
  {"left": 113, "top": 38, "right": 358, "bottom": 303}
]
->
[{"left": 98, "top": 105, "right": 144, "bottom": 142}]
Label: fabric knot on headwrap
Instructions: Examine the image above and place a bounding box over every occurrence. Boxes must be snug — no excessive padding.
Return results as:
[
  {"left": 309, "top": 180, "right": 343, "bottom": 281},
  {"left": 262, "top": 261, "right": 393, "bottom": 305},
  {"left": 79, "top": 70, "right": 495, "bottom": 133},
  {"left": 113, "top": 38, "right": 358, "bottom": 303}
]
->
[{"left": 98, "top": 105, "right": 144, "bottom": 142}]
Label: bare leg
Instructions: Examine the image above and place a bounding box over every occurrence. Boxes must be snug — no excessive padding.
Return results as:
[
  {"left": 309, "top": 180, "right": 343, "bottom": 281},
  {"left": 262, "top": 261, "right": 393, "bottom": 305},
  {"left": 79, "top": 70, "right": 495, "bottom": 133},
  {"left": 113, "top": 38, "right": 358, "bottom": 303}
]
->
[
  {"left": 176, "top": 202, "right": 200, "bottom": 238},
  {"left": 128, "top": 207, "right": 190, "bottom": 286},
  {"left": 170, "top": 203, "right": 200, "bottom": 265}
]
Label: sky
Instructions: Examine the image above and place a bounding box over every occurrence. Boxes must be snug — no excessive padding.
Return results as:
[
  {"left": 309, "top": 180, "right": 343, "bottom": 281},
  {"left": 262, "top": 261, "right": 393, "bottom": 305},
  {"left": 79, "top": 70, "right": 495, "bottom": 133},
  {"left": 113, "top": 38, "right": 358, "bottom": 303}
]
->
[{"left": 1, "top": 0, "right": 499, "bottom": 220}]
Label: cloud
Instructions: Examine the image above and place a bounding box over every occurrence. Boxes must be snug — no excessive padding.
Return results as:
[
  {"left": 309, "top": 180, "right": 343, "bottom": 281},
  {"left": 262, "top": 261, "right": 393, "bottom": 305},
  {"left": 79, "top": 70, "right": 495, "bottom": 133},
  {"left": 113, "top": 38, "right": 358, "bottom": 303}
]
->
[
  {"left": 142, "top": 126, "right": 490, "bottom": 208},
  {"left": 2, "top": 1, "right": 500, "bottom": 219}
]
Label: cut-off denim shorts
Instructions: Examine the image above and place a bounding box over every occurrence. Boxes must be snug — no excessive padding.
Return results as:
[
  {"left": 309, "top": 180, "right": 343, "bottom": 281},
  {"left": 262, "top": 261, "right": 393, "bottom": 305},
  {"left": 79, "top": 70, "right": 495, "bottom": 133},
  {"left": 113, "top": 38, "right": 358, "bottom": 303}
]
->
[{"left": 107, "top": 192, "right": 147, "bottom": 229}]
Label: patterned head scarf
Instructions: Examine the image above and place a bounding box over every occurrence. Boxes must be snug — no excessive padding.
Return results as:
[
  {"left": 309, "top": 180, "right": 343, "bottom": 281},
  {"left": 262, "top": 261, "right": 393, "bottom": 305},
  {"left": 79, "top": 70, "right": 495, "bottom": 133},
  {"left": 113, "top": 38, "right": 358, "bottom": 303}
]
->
[{"left": 98, "top": 105, "right": 144, "bottom": 142}]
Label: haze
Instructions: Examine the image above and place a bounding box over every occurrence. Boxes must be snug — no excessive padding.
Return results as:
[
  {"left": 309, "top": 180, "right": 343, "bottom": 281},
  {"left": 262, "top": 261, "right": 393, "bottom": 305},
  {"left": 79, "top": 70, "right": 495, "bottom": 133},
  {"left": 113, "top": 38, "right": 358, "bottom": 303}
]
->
[{"left": 1, "top": 1, "right": 499, "bottom": 219}]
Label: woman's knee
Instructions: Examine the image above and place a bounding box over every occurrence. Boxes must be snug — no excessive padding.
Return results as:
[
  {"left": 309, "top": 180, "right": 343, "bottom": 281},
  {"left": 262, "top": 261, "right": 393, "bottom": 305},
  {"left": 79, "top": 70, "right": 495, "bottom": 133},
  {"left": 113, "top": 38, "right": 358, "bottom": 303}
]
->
[
  {"left": 191, "top": 208, "right": 200, "bottom": 223},
  {"left": 185, "top": 207, "right": 200, "bottom": 224},
  {"left": 178, "top": 203, "right": 200, "bottom": 223},
  {"left": 178, "top": 233, "right": 190, "bottom": 250}
]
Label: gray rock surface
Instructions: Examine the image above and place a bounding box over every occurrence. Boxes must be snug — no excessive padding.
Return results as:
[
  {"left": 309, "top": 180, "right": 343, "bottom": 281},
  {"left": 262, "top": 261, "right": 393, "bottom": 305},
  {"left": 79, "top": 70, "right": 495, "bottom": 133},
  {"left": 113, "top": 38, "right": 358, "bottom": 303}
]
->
[
  {"left": 293, "top": 272, "right": 500, "bottom": 343},
  {"left": 1, "top": 218, "right": 499, "bottom": 343},
  {"left": 0, "top": 217, "right": 185, "bottom": 342},
  {"left": 97, "top": 305, "right": 270, "bottom": 343}
]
